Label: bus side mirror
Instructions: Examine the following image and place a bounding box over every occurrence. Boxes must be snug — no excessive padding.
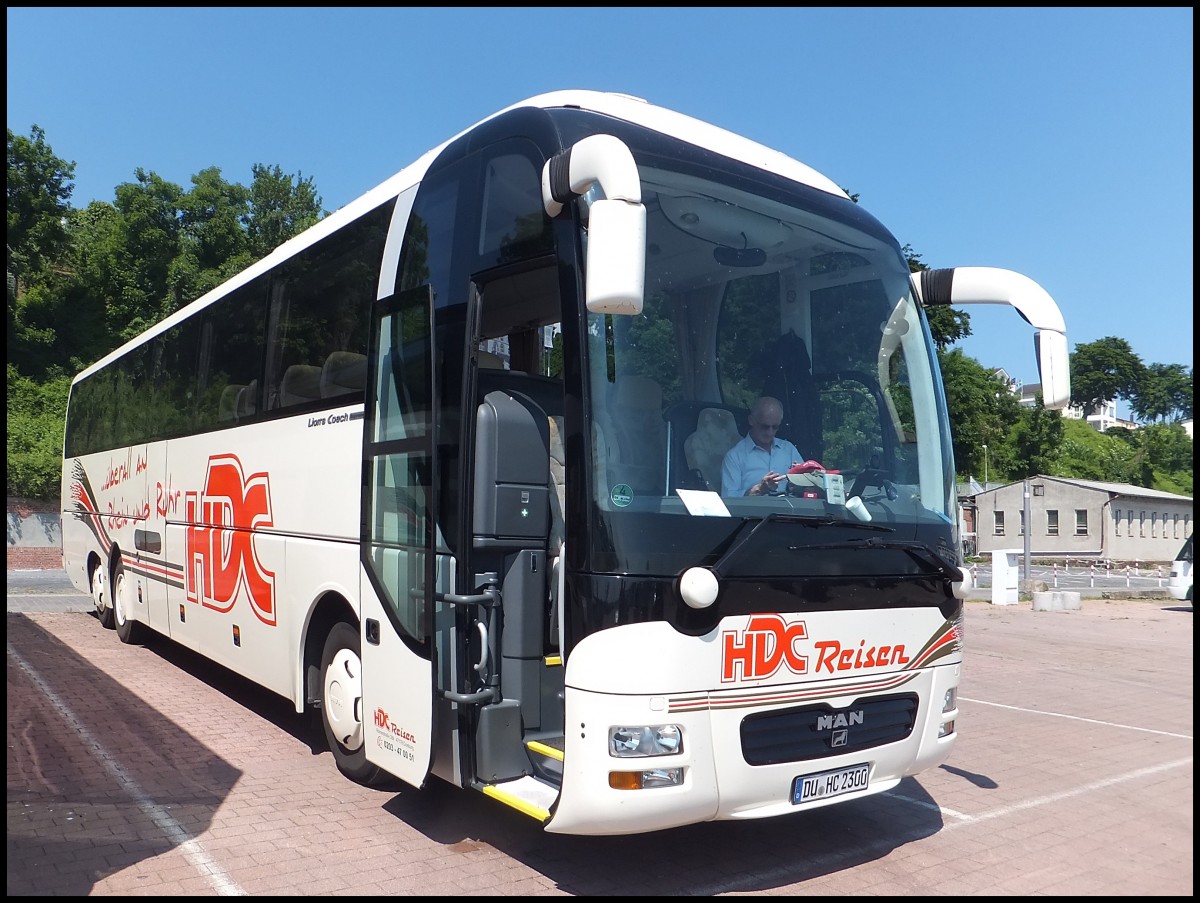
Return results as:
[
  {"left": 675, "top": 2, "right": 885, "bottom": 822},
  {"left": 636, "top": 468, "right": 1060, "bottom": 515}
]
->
[
  {"left": 1034, "top": 328, "right": 1070, "bottom": 410},
  {"left": 543, "top": 134, "right": 646, "bottom": 315},
  {"left": 583, "top": 198, "right": 646, "bottom": 315}
]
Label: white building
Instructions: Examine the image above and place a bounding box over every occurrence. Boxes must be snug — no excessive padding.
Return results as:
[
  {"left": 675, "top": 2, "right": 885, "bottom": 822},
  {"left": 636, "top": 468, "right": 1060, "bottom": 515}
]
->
[{"left": 971, "top": 476, "right": 1192, "bottom": 562}]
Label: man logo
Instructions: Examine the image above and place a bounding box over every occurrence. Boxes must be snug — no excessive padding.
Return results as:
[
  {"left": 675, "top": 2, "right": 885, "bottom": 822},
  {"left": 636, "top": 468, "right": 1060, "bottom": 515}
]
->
[
  {"left": 832, "top": 729, "right": 848, "bottom": 748},
  {"left": 817, "top": 710, "right": 864, "bottom": 731}
]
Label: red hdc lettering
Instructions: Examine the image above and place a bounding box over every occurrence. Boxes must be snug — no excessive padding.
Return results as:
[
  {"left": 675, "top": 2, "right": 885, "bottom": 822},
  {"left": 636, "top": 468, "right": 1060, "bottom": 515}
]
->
[
  {"left": 185, "top": 454, "right": 276, "bottom": 625},
  {"left": 722, "top": 614, "right": 809, "bottom": 682}
]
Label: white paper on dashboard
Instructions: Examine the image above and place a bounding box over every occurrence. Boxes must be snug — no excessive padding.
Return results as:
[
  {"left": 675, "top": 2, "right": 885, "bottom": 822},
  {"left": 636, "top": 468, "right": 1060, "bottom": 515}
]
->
[{"left": 676, "top": 488, "right": 732, "bottom": 517}]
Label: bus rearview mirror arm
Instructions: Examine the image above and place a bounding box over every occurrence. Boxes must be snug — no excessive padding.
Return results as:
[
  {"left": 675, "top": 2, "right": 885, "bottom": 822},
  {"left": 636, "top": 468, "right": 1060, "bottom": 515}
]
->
[
  {"left": 542, "top": 134, "right": 647, "bottom": 316},
  {"left": 915, "top": 267, "right": 1071, "bottom": 409}
]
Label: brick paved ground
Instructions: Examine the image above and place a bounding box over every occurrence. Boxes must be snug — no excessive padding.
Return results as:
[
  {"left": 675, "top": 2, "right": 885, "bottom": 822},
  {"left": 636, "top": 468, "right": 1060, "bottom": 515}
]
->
[{"left": 7, "top": 595, "right": 1193, "bottom": 896}]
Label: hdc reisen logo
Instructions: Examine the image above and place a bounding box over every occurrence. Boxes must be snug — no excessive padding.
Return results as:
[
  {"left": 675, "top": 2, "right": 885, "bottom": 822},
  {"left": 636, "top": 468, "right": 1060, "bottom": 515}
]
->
[
  {"left": 185, "top": 454, "right": 277, "bottom": 624},
  {"left": 722, "top": 614, "right": 809, "bottom": 682}
]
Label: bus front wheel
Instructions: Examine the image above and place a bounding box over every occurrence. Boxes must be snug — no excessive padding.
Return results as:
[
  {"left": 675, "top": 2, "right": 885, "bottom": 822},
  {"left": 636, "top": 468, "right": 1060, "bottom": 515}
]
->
[
  {"left": 91, "top": 561, "right": 115, "bottom": 629},
  {"left": 320, "top": 622, "right": 383, "bottom": 785}
]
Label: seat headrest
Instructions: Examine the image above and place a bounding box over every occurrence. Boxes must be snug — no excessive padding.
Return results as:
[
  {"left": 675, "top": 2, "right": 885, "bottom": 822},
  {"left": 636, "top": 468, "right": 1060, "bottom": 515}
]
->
[
  {"left": 698, "top": 407, "right": 739, "bottom": 437},
  {"left": 280, "top": 364, "right": 323, "bottom": 406},
  {"left": 320, "top": 352, "right": 367, "bottom": 398},
  {"left": 219, "top": 384, "right": 244, "bottom": 421},
  {"left": 236, "top": 380, "right": 258, "bottom": 417}
]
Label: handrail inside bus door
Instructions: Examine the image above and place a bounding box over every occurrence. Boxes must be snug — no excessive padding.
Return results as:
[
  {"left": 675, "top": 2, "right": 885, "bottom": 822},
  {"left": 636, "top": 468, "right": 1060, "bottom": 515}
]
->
[{"left": 436, "top": 576, "right": 502, "bottom": 705}]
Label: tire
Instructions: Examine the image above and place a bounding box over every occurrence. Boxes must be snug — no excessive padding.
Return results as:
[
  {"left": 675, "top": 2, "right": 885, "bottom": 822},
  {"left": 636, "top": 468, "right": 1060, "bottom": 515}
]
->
[
  {"left": 320, "top": 622, "right": 383, "bottom": 785},
  {"left": 91, "top": 561, "right": 115, "bottom": 629},
  {"left": 112, "top": 559, "right": 147, "bottom": 645}
]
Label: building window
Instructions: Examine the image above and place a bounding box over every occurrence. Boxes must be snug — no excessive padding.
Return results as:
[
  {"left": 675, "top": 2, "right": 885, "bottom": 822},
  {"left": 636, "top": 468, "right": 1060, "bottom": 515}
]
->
[
  {"left": 1019, "top": 510, "right": 1025, "bottom": 536},
  {"left": 1047, "top": 509, "right": 1059, "bottom": 536},
  {"left": 1152, "top": 512, "right": 1158, "bottom": 538},
  {"left": 1139, "top": 510, "right": 1146, "bottom": 537},
  {"left": 1075, "top": 509, "right": 1088, "bottom": 536},
  {"left": 1175, "top": 513, "right": 1180, "bottom": 538},
  {"left": 994, "top": 511, "right": 1005, "bottom": 536},
  {"left": 1033, "top": 484, "right": 1045, "bottom": 496},
  {"left": 1128, "top": 509, "right": 1134, "bottom": 535},
  {"left": 1114, "top": 508, "right": 1121, "bottom": 536}
]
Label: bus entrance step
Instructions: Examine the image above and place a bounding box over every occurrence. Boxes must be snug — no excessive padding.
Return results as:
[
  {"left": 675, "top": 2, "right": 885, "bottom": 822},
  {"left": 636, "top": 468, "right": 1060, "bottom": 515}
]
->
[
  {"left": 524, "top": 735, "right": 565, "bottom": 785},
  {"left": 479, "top": 774, "right": 558, "bottom": 824}
]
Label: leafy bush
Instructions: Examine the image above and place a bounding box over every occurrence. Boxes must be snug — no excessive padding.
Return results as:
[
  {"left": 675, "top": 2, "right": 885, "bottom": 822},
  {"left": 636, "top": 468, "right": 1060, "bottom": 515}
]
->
[{"left": 6, "top": 365, "right": 70, "bottom": 500}]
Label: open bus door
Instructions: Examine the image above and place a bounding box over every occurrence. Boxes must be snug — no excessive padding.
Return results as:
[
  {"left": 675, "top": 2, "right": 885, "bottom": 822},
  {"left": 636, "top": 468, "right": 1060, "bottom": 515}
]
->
[{"left": 358, "top": 286, "right": 437, "bottom": 786}]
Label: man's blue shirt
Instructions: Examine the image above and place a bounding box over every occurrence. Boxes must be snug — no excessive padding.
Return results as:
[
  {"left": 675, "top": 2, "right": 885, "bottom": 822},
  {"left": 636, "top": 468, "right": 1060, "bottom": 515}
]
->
[{"left": 721, "top": 433, "right": 802, "bottom": 496}]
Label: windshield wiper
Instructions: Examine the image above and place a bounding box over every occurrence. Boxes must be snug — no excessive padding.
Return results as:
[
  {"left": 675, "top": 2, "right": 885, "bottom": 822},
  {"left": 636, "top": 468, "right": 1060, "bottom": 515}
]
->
[
  {"left": 785, "top": 537, "right": 961, "bottom": 580},
  {"left": 712, "top": 513, "right": 893, "bottom": 577}
]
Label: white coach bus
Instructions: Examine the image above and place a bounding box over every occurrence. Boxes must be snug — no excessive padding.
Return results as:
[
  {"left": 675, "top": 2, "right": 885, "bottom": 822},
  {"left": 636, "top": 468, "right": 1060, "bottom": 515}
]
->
[
  {"left": 61, "top": 90, "right": 1070, "bottom": 835},
  {"left": 1167, "top": 534, "right": 1193, "bottom": 602}
]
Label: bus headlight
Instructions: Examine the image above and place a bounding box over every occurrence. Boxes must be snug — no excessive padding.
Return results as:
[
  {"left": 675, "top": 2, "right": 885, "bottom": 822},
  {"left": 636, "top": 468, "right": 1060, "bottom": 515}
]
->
[
  {"left": 939, "top": 687, "right": 958, "bottom": 738},
  {"left": 942, "top": 687, "right": 957, "bottom": 713},
  {"left": 609, "top": 724, "right": 683, "bottom": 757}
]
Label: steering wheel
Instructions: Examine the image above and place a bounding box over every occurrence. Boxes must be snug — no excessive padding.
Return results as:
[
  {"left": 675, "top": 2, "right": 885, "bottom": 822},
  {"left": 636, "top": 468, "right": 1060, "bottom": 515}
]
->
[{"left": 847, "top": 467, "right": 897, "bottom": 501}]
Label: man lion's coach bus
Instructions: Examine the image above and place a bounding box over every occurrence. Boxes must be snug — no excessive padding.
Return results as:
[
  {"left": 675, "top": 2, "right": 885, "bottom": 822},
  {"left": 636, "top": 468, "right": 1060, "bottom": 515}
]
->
[{"left": 61, "top": 90, "right": 1071, "bottom": 835}]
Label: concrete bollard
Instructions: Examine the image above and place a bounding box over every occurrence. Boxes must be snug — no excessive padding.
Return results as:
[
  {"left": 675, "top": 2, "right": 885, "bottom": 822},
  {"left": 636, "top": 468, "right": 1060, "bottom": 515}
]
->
[{"left": 1032, "top": 590, "right": 1082, "bottom": 611}]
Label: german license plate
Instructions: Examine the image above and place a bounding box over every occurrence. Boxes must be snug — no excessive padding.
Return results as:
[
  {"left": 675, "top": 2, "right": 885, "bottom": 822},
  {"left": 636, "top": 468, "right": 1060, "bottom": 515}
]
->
[{"left": 792, "top": 763, "right": 869, "bottom": 804}]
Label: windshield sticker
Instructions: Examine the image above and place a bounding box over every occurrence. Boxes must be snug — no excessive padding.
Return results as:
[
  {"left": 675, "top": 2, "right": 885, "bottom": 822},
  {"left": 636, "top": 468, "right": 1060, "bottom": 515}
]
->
[{"left": 611, "top": 483, "right": 633, "bottom": 507}]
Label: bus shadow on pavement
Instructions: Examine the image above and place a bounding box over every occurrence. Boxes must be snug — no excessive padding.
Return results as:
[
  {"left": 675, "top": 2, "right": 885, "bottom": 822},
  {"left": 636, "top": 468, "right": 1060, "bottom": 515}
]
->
[
  {"left": 6, "top": 613, "right": 243, "bottom": 897},
  {"left": 141, "top": 626, "right": 327, "bottom": 752},
  {"left": 379, "top": 772, "right": 946, "bottom": 894}
]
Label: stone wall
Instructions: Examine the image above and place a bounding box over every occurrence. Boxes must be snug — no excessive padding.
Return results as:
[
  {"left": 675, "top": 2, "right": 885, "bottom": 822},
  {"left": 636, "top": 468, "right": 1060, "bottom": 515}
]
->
[{"left": 7, "top": 497, "right": 62, "bottom": 570}]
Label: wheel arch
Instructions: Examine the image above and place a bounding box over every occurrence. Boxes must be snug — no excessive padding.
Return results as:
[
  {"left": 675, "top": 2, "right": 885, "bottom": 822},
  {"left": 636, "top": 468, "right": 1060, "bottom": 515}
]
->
[
  {"left": 86, "top": 550, "right": 105, "bottom": 583},
  {"left": 303, "top": 591, "right": 358, "bottom": 710},
  {"left": 105, "top": 543, "right": 123, "bottom": 581}
]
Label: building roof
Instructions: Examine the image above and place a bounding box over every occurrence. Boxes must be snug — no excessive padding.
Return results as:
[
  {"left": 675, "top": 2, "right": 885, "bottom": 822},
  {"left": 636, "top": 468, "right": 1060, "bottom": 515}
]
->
[{"left": 979, "top": 474, "right": 1192, "bottom": 502}]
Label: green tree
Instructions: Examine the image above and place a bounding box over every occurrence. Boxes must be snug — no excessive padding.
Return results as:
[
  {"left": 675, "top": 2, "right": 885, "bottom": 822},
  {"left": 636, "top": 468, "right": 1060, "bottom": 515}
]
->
[
  {"left": 1055, "top": 419, "right": 1140, "bottom": 483},
  {"left": 167, "top": 167, "right": 252, "bottom": 318},
  {"left": 109, "top": 169, "right": 186, "bottom": 334},
  {"left": 1011, "top": 392, "right": 1065, "bottom": 477},
  {"left": 1137, "top": 422, "right": 1194, "bottom": 495},
  {"left": 938, "top": 348, "right": 1020, "bottom": 479},
  {"left": 1070, "top": 337, "right": 1143, "bottom": 416},
  {"left": 6, "top": 365, "right": 71, "bottom": 499},
  {"left": 7, "top": 126, "right": 76, "bottom": 373},
  {"left": 1130, "top": 362, "right": 1192, "bottom": 423},
  {"left": 6, "top": 125, "right": 75, "bottom": 293},
  {"left": 246, "top": 163, "right": 324, "bottom": 261}
]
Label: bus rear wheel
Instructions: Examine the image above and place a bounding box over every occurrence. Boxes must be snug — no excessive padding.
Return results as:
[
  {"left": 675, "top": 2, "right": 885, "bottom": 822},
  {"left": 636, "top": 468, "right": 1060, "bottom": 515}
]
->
[
  {"left": 112, "top": 560, "right": 146, "bottom": 645},
  {"left": 320, "top": 622, "right": 383, "bottom": 785},
  {"left": 91, "top": 561, "right": 114, "bottom": 629}
]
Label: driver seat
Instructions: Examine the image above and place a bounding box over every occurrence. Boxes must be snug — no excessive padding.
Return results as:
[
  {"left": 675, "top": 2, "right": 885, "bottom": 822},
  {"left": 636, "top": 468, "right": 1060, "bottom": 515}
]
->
[{"left": 684, "top": 407, "right": 742, "bottom": 494}]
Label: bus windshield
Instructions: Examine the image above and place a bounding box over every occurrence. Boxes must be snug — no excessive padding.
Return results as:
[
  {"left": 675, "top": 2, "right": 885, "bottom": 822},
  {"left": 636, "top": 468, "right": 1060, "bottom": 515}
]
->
[{"left": 583, "top": 156, "right": 953, "bottom": 577}]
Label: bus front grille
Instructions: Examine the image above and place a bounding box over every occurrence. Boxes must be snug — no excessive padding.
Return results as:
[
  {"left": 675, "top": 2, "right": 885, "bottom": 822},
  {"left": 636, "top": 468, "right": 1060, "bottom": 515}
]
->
[{"left": 739, "top": 693, "right": 919, "bottom": 765}]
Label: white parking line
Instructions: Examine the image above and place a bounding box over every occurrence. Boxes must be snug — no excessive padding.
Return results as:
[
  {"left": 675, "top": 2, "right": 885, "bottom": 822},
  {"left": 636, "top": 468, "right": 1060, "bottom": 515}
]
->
[
  {"left": 961, "top": 696, "right": 1193, "bottom": 740},
  {"left": 7, "top": 642, "right": 248, "bottom": 896},
  {"left": 891, "top": 757, "right": 1194, "bottom": 827}
]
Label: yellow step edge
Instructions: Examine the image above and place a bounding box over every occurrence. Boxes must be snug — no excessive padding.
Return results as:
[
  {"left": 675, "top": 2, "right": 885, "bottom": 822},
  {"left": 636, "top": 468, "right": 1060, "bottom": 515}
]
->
[
  {"left": 525, "top": 739, "right": 564, "bottom": 761},
  {"left": 543, "top": 654, "right": 562, "bottom": 666},
  {"left": 481, "top": 784, "right": 551, "bottom": 822}
]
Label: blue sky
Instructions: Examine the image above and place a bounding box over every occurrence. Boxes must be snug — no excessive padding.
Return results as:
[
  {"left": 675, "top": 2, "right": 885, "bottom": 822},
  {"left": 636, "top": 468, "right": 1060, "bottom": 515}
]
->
[{"left": 7, "top": 7, "right": 1193, "bottom": 400}]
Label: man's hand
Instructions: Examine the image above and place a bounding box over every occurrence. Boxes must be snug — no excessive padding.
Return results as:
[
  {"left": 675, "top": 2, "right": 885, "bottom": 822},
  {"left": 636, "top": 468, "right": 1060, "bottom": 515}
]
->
[{"left": 751, "top": 471, "right": 785, "bottom": 495}]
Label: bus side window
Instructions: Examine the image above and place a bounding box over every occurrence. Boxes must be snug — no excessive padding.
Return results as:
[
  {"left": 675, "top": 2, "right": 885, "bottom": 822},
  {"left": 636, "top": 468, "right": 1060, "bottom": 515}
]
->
[{"left": 266, "top": 203, "right": 391, "bottom": 413}]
